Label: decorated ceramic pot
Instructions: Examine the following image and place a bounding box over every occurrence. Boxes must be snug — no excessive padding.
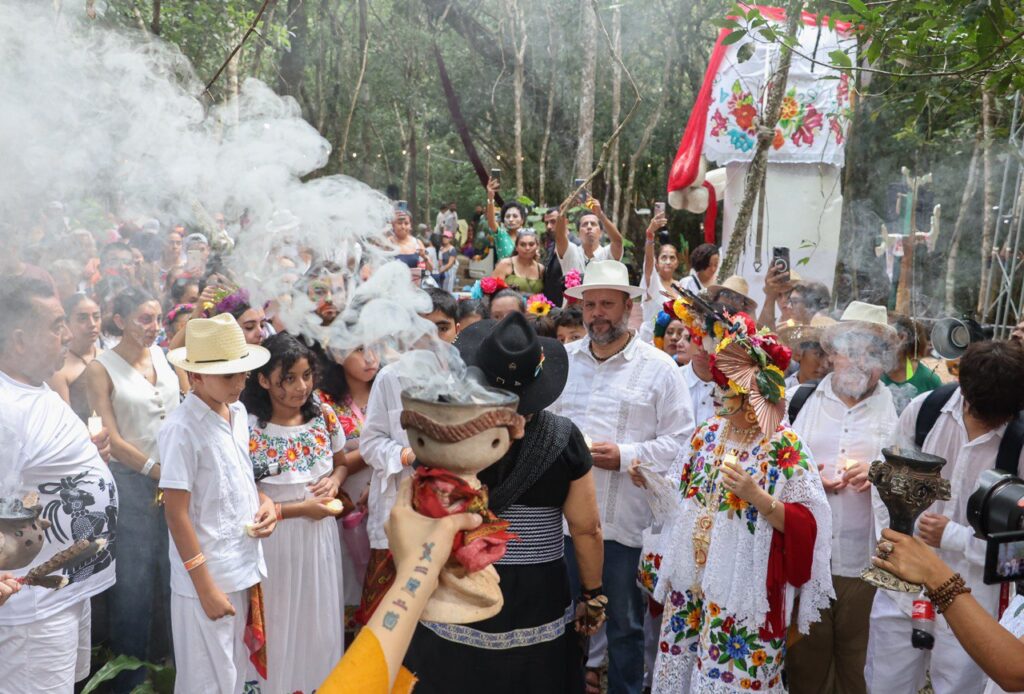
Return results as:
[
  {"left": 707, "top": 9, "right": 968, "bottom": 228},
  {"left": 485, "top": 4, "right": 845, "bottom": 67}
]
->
[
  {"left": 400, "top": 390, "right": 525, "bottom": 624},
  {"left": 0, "top": 494, "right": 50, "bottom": 570}
]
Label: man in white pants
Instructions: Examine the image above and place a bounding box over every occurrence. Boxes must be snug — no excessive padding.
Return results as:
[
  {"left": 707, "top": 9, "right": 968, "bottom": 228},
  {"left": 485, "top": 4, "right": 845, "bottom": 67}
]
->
[
  {"left": 551, "top": 261, "right": 694, "bottom": 694},
  {"left": 865, "top": 340, "right": 1024, "bottom": 694},
  {"left": 0, "top": 277, "right": 116, "bottom": 693}
]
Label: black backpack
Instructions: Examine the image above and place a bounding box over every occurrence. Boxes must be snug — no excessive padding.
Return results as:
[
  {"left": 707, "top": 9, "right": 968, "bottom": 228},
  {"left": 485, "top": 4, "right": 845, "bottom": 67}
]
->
[
  {"left": 914, "top": 383, "right": 1024, "bottom": 475},
  {"left": 788, "top": 379, "right": 1024, "bottom": 475}
]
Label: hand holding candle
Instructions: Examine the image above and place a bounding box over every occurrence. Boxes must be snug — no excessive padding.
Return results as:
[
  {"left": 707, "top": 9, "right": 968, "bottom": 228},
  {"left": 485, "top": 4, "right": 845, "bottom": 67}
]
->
[{"left": 842, "top": 457, "right": 872, "bottom": 492}]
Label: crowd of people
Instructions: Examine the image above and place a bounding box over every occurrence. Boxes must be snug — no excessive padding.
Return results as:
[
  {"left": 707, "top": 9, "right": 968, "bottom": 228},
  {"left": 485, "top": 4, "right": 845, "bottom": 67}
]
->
[{"left": 1, "top": 180, "right": 1024, "bottom": 694}]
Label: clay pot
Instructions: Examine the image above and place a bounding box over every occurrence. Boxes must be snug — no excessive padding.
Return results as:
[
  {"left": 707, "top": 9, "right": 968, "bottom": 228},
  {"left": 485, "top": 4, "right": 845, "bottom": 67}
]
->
[
  {"left": 0, "top": 498, "right": 50, "bottom": 571},
  {"left": 400, "top": 391, "right": 522, "bottom": 474},
  {"left": 400, "top": 390, "right": 524, "bottom": 624}
]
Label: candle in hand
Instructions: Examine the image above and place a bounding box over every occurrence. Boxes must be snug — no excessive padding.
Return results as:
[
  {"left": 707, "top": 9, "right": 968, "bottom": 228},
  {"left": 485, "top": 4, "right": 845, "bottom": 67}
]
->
[
  {"left": 87, "top": 413, "right": 103, "bottom": 437},
  {"left": 722, "top": 453, "right": 738, "bottom": 468}
]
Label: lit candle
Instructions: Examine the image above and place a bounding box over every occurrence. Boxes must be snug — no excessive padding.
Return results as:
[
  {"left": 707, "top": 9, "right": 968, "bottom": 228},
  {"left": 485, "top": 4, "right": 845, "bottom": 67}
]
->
[
  {"left": 87, "top": 412, "right": 103, "bottom": 437},
  {"left": 723, "top": 452, "right": 738, "bottom": 468},
  {"left": 844, "top": 457, "right": 858, "bottom": 471},
  {"left": 583, "top": 434, "right": 594, "bottom": 451},
  {"left": 785, "top": 319, "right": 796, "bottom": 328}
]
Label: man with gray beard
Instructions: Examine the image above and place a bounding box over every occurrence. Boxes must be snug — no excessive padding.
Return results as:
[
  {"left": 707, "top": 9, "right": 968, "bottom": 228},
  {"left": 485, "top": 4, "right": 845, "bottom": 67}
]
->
[
  {"left": 551, "top": 260, "right": 694, "bottom": 694},
  {"left": 786, "top": 302, "right": 899, "bottom": 694}
]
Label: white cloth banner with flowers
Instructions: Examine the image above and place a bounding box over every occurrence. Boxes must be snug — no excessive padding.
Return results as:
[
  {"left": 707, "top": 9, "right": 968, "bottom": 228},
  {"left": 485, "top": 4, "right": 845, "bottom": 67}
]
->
[{"left": 703, "top": 21, "right": 856, "bottom": 167}]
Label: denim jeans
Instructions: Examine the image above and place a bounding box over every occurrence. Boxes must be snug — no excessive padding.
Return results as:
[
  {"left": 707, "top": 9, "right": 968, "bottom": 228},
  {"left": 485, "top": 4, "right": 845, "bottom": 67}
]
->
[
  {"left": 565, "top": 537, "right": 645, "bottom": 694},
  {"left": 108, "top": 462, "right": 171, "bottom": 692}
]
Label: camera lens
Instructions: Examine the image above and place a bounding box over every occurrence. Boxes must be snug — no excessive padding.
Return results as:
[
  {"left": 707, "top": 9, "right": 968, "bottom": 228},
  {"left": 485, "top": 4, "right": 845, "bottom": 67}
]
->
[{"left": 968, "top": 470, "right": 1024, "bottom": 537}]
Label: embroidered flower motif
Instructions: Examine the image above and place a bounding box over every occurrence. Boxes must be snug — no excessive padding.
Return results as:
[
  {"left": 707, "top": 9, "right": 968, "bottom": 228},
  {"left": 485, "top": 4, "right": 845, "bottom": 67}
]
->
[
  {"left": 721, "top": 671, "right": 735, "bottom": 684},
  {"left": 711, "top": 109, "right": 729, "bottom": 137},
  {"left": 249, "top": 438, "right": 259, "bottom": 453},
  {"left": 751, "top": 649, "right": 767, "bottom": 666},
  {"left": 733, "top": 103, "right": 758, "bottom": 132},
  {"left": 725, "top": 633, "right": 750, "bottom": 660},
  {"left": 722, "top": 616, "right": 735, "bottom": 634},
  {"left": 740, "top": 678, "right": 752, "bottom": 690},
  {"left": 670, "top": 644, "right": 682, "bottom": 655},
  {"left": 660, "top": 641, "right": 669, "bottom": 653},
  {"left": 751, "top": 681, "right": 762, "bottom": 691},
  {"left": 338, "top": 415, "right": 357, "bottom": 436},
  {"left": 286, "top": 448, "right": 299, "bottom": 463},
  {"left": 709, "top": 602, "right": 721, "bottom": 618},
  {"left": 708, "top": 644, "right": 720, "bottom": 660},
  {"left": 772, "top": 128, "right": 785, "bottom": 150},
  {"left": 780, "top": 96, "right": 799, "bottom": 121},
  {"left": 776, "top": 445, "right": 800, "bottom": 470},
  {"left": 686, "top": 609, "right": 701, "bottom": 632},
  {"left": 670, "top": 591, "right": 686, "bottom": 607},
  {"left": 729, "top": 129, "right": 755, "bottom": 152},
  {"left": 722, "top": 490, "right": 749, "bottom": 512},
  {"left": 267, "top": 448, "right": 278, "bottom": 459},
  {"left": 708, "top": 668, "right": 721, "bottom": 680}
]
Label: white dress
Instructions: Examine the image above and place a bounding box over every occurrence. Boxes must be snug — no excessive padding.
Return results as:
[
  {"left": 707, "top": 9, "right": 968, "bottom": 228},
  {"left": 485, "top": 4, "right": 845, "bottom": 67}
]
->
[
  {"left": 246, "top": 407, "right": 346, "bottom": 693},
  {"left": 983, "top": 594, "right": 1024, "bottom": 694}
]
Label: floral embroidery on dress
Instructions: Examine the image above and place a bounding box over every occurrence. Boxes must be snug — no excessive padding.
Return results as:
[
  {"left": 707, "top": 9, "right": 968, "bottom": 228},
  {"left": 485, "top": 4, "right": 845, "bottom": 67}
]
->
[
  {"left": 317, "top": 390, "right": 363, "bottom": 441},
  {"left": 249, "top": 415, "right": 334, "bottom": 479}
]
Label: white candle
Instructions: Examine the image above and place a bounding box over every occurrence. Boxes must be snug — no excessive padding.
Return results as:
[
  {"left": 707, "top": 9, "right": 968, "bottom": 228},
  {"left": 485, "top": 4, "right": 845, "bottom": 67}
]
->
[
  {"left": 723, "top": 453, "right": 738, "bottom": 468},
  {"left": 87, "top": 413, "right": 103, "bottom": 437}
]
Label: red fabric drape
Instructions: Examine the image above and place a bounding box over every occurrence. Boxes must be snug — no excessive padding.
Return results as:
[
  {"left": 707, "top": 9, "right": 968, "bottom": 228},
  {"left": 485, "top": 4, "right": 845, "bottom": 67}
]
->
[
  {"left": 760, "top": 502, "right": 816, "bottom": 640},
  {"left": 666, "top": 28, "right": 731, "bottom": 197},
  {"left": 701, "top": 181, "right": 718, "bottom": 244}
]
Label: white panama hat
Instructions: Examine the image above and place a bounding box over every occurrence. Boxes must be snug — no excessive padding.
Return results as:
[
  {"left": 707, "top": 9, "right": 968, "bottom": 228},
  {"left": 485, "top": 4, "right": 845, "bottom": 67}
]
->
[
  {"left": 167, "top": 314, "right": 271, "bottom": 375},
  {"left": 563, "top": 260, "right": 643, "bottom": 300}
]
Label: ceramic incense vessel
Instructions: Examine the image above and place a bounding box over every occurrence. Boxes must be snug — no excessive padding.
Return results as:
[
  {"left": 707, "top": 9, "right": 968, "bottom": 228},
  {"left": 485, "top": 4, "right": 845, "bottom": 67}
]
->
[
  {"left": 400, "top": 390, "right": 525, "bottom": 624},
  {"left": 861, "top": 446, "right": 951, "bottom": 592},
  {"left": 0, "top": 493, "right": 50, "bottom": 570}
]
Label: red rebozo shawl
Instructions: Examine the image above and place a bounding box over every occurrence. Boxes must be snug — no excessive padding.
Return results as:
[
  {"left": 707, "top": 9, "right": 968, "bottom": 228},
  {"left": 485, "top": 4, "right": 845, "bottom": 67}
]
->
[{"left": 760, "top": 502, "right": 816, "bottom": 641}]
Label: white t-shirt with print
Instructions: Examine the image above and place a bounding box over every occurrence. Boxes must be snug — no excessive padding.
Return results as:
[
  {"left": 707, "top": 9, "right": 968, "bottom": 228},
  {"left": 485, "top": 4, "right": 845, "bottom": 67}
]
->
[{"left": 0, "top": 372, "right": 117, "bottom": 626}]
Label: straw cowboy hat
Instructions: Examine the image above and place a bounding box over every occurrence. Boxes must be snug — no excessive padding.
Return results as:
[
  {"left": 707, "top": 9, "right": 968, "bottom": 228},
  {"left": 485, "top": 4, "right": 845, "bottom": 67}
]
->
[
  {"left": 777, "top": 314, "right": 838, "bottom": 349},
  {"left": 821, "top": 301, "right": 897, "bottom": 353},
  {"left": 706, "top": 275, "right": 758, "bottom": 314},
  {"left": 455, "top": 312, "right": 569, "bottom": 415},
  {"left": 563, "top": 260, "right": 643, "bottom": 300},
  {"left": 167, "top": 314, "right": 270, "bottom": 375}
]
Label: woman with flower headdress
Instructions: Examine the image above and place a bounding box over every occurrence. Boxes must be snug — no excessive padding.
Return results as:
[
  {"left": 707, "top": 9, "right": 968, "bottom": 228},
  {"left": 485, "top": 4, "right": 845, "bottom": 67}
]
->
[{"left": 649, "top": 306, "right": 833, "bottom": 693}]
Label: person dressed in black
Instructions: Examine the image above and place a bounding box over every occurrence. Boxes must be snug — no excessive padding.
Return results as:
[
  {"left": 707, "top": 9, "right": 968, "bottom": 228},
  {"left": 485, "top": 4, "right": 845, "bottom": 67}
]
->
[{"left": 403, "top": 312, "right": 606, "bottom": 694}]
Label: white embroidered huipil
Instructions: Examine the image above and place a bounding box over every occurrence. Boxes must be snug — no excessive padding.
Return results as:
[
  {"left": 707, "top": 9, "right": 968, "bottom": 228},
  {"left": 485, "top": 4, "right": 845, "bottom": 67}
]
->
[
  {"left": 359, "top": 363, "right": 414, "bottom": 550},
  {"left": 550, "top": 334, "right": 694, "bottom": 548},
  {"left": 682, "top": 362, "right": 718, "bottom": 431},
  {"left": 877, "top": 388, "right": 1024, "bottom": 617},
  {"left": 790, "top": 375, "right": 896, "bottom": 577}
]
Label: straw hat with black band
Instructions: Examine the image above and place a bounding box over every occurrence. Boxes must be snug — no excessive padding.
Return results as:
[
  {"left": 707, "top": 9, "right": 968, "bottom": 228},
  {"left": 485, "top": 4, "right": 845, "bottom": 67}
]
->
[
  {"left": 777, "top": 314, "right": 838, "bottom": 350},
  {"left": 453, "top": 312, "right": 569, "bottom": 415},
  {"left": 563, "top": 259, "right": 643, "bottom": 300},
  {"left": 821, "top": 301, "right": 898, "bottom": 354},
  {"left": 705, "top": 275, "right": 758, "bottom": 315},
  {"left": 167, "top": 313, "right": 270, "bottom": 375}
]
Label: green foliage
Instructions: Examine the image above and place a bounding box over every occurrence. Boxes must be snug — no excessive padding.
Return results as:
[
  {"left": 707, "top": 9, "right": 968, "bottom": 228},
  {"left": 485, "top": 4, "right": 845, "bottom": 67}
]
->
[{"left": 81, "top": 654, "right": 174, "bottom": 694}]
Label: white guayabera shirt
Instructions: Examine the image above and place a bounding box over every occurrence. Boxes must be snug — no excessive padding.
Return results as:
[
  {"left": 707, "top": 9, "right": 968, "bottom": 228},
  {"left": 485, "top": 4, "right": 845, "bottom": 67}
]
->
[
  {"left": 790, "top": 374, "right": 897, "bottom": 578},
  {"left": 551, "top": 333, "right": 695, "bottom": 548}
]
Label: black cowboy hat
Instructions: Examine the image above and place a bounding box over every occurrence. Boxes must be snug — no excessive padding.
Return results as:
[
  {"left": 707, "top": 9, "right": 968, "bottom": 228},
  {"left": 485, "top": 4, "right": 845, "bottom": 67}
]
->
[{"left": 454, "top": 312, "right": 569, "bottom": 415}]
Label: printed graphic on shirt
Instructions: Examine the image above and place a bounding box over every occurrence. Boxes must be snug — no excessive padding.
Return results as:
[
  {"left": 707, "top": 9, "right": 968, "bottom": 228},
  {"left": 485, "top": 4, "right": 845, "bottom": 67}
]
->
[{"left": 38, "top": 471, "right": 117, "bottom": 584}]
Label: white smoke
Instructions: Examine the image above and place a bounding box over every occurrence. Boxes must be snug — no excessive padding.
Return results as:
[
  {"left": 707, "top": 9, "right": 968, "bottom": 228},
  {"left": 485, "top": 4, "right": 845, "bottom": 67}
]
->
[{"left": 0, "top": 1, "right": 485, "bottom": 402}]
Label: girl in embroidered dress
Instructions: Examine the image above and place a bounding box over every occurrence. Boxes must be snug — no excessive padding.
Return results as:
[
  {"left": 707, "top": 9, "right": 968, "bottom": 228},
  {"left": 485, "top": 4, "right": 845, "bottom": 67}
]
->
[
  {"left": 649, "top": 308, "right": 833, "bottom": 693},
  {"left": 316, "top": 344, "right": 379, "bottom": 639},
  {"left": 241, "top": 333, "right": 348, "bottom": 693}
]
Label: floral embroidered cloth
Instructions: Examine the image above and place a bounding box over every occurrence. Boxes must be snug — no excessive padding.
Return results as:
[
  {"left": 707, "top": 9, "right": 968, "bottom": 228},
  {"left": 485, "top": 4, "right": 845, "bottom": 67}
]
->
[
  {"left": 702, "top": 18, "right": 855, "bottom": 167},
  {"left": 248, "top": 404, "right": 342, "bottom": 487},
  {"left": 651, "top": 418, "right": 834, "bottom": 693}
]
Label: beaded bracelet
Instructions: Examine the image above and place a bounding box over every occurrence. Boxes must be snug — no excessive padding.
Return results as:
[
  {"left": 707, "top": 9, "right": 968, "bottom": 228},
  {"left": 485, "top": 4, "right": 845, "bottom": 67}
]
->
[
  {"left": 925, "top": 573, "right": 971, "bottom": 614},
  {"left": 184, "top": 552, "right": 206, "bottom": 572},
  {"left": 274, "top": 503, "right": 283, "bottom": 521}
]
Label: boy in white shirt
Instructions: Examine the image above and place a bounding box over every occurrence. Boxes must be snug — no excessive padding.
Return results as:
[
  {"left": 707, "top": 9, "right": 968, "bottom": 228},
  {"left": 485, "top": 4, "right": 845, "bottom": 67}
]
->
[{"left": 161, "top": 314, "right": 276, "bottom": 693}]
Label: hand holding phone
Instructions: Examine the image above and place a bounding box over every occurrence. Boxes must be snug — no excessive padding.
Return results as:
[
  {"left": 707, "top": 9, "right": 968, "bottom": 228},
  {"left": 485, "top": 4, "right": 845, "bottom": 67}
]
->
[{"left": 771, "top": 246, "right": 791, "bottom": 284}]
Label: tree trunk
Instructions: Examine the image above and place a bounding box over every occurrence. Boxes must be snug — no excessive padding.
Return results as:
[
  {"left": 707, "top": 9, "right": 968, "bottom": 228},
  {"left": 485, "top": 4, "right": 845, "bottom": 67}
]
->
[
  {"left": 573, "top": 0, "right": 598, "bottom": 178},
  {"left": 226, "top": 26, "right": 241, "bottom": 124},
  {"left": 339, "top": 0, "right": 369, "bottom": 174},
  {"left": 151, "top": 0, "right": 161, "bottom": 35},
  {"left": 277, "top": 0, "right": 307, "bottom": 100},
  {"left": 433, "top": 44, "right": 502, "bottom": 204},
  {"left": 538, "top": 5, "right": 558, "bottom": 205},
  {"left": 407, "top": 105, "right": 418, "bottom": 217},
  {"left": 622, "top": 54, "right": 673, "bottom": 239},
  {"left": 945, "top": 141, "right": 981, "bottom": 313},
  {"left": 504, "top": 0, "right": 527, "bottom": 195},
  {"left": 607, "top": 7, "right": 622, "bottom": 225},
  {"left": 977, "top": 90, "right": 996, "bottom": 316},
  {"left": 719, "top": 0, "right": 802, "bottom": 279}
]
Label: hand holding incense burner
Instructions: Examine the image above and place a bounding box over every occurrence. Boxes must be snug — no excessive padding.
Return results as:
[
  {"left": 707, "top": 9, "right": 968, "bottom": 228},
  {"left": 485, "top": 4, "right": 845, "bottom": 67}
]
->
[
  {"left": 399, "top": 389, "right": 525, "bottom": 624},
  {"left": 861, "top": 447, "right": 951, "bottom": 592},
  {"left": 0, "top": 493, "right": 50, "bottom": 571}
]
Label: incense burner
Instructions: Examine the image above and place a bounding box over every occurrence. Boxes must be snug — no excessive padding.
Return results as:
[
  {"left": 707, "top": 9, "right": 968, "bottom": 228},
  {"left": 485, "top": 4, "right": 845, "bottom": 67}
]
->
[
  {"left": 0, "top": 493, "right": 50, "bottom": 570},
  {"left": 861, "top": 447, "right": 951, "bottom": 592},
  {"left": 400, "top": 390, "right": 525, "bottom": 624}
]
